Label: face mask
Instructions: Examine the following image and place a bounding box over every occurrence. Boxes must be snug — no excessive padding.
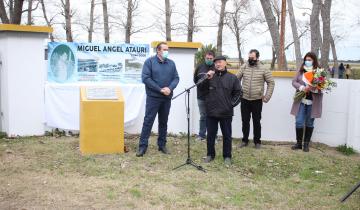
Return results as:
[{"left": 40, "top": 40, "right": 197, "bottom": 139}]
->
[
  {"left": 205, "top": 60, "right": 213, "bottom": 66},
  {"left": 248, "top": 58, "right": 257, "bottom": 66},
  {"left": 162, "top": 51, "right": 169, "bottom": 59},
  {"left": 304, "top": 61, "right": 313, "bottom": 67}
]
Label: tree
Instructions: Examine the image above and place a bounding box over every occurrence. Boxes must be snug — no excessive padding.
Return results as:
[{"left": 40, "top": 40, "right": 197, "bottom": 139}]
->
[
  {"left": 27, "top": 0, "right": 33, "bottom": 25},
  {"left": 88, "top": 0, "right": 96, "bottom": 42},
  {"left": 60, "top": 0, "right": 73, "bottom": 42},
  {"left": 124, "top": 0, "right": 134, "bottom": 43},
  {"left": 187, "top": 0, "right": 195, "bottom": 42},
  {"left": 0, "top": 0, "right": 25, "bottom": 24},
  {"left": 287, "top": 0, "right": 302, "bottom": 69},
  {"left": 320, "top": 0, "right": 332, "bottom": 70},
  {"left": 216, "top": 0, "right": 228, "bottom": 55},
  {"left": 278, "top": 0, "right": 286, "bottom": 70},
  {"left": 25, "top": 0, "right": 40, "bottom": 25},
  {"left": 227, "top": 0, "right": 251, "bottom": 64},
  {"left": 260, "top": 0, "right": 288, "bottom": 70},
  {"left": 40, "top": 0, "right": 55, "bottom": 41},
  {"left": 165, "top": 0, "right": 171, "bottom": 41},
  {"left": 329, "top": 33, "right": 338, "bottom": 69},
  {"left": 310, "top": 0, "right": 322, "bottom": 57},
  {"left": 102, "top": 0, "right": 110, "bottom": 43}
]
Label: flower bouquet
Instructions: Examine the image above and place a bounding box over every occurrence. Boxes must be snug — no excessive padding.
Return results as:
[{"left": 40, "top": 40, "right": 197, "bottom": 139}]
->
[{"left": 294, "top": 68, "right": 337, "bottom": 102}]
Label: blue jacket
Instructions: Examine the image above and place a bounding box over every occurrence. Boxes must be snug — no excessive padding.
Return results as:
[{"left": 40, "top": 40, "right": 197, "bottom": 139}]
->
[{"left": 142, "top": 56, "right": 179, "bottom": 99}]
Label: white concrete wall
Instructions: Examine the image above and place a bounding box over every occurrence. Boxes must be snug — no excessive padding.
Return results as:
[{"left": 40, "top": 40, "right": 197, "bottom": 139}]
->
[
  {"left": 126, "top": 56, "right": 360, "bottom": 151},
  {"left": 0, "top": 31, "right": 47, "bottom": 136}
]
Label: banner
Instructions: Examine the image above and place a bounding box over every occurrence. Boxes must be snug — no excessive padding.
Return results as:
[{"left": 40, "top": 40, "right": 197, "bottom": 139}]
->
[{"left": 47, "top": 42, "right": 150, "bottom": 84}]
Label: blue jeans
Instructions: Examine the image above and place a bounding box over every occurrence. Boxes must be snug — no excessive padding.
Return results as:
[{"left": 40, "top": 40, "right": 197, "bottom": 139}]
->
[
  {"left": 295, "top": 103, "right": 315, "bottom": 128},
  {"left": 197, "top": 99, "right": 207, "bottom": 138},
  {"left": 139, "top": 96, "right": 171, "bottom": 150}
]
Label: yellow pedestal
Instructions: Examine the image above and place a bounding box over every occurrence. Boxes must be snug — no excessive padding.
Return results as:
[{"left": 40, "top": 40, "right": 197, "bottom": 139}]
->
[{"left": 80, "top": 87, "right": 124, "bottom": 154}]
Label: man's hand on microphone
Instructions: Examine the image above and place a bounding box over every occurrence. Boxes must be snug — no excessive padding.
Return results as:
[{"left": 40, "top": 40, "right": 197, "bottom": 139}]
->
[{"left": 207, "top": 70, "right": 215, "bottom": 79}]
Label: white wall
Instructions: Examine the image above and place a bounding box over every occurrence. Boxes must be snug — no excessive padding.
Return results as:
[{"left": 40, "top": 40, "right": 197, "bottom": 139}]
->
[
  {"left": 127, "top": 60, "right": 360, "bottom": 151},
  {"left": 0, "top": 31, "right": 47, "bottom": 136}
]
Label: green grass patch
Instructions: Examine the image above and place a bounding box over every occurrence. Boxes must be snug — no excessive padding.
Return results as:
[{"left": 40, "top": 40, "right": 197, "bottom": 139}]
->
[{"left": 336, "top": 144, "right": 357, "bottom": 156}]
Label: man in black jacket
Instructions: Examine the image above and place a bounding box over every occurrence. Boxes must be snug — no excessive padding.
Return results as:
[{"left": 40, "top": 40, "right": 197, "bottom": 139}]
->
[
  {"left": 193, "top": 51, "right": 215, "bottom": 141},
  {"left": 200, "top": 56, "right": 242, "bottom": 166}
]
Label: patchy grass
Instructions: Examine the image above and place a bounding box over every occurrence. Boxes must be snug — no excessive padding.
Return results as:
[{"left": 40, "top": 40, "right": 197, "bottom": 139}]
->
[
  {"left": 336, "top": 145, "right": 357, "bottom": 156},
  {"left": 0, "top": 135, "right": 359, "bottom": 209}
]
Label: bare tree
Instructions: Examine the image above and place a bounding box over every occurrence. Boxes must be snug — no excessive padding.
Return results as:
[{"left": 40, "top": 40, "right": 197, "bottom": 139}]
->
[
  {"left": 27, "top": 0, "right": 33, "bottom": 25},
  {"left": 278, "top": 0, "right": 286, "bottom": 70},
  {"left": 60, "top": 0, "right": 73, "bottom": 42},
  {"left": 216, "top": 0, "right": 228, "bottom": 55},
  {"left": 0, "top": 0, "right": 10, "bottom": 23},
  {"left": 260, "top": 0, "right": 287, "bottom": 70},
  {"left": 165, "top": 0, "right": 171, "bottom": 41},
  {"left": 88, "top": 0, "right": 96, "bottom": 42},
  {"left": 310, "top": 0, "right": 322, "bottom": 57},
  {"left": 108, "top": 0, "right": 152, "bottom": 43},
  {"left": 102, "top": 0, "right": 110, "bottom": 43},
  {"left": 227, "top": 0, "right": 251, "bottom": 64},
  {"left": 287, "top": 0, "right": 302, "bottom": 69},
  {"left": 329, "top": 33, "right": 338, "bottom": 69},
  {"left": 320, "top": 0, "right": 332, "bottom": 69},
  {"left": 124, "top": 0, "right": 134, "bottom": 43},
  {"left": 40, "top": 0, "right": 55, "bottom": 41},
  {"left": 187, "top": 0, "right": 195, "bottom": 42},
  {"left": 0, "top": 0, "right": 25, "bottom": 24}
]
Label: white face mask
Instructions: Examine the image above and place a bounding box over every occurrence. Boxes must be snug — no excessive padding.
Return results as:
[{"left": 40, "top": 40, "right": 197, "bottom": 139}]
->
[{"left": 304, "top": 61, "right": 313, "bottom": 67}]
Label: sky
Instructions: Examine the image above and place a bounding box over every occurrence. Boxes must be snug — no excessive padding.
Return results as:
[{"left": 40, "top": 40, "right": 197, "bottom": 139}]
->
[{"left": 33, "top": 0, "right": 360, "bottom": 60}]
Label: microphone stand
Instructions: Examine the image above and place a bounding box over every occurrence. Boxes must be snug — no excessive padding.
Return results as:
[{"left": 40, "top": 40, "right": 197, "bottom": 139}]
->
[
  {"left": 172, "top": 75, "right": 208, "bottom": 172},
  {"left": 340, "top": 181, "right": 360, "bottom": 202}
]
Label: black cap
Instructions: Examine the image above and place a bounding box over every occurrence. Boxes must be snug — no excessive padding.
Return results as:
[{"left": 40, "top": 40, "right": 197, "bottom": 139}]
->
[{"left": 213, "top": 55, "right": 227, "bottom": 62}]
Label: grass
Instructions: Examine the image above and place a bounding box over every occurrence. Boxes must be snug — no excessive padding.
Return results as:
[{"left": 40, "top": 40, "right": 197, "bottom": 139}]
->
[
  {"left": 336, "top": 145, "right": 357, "bottom": 156},
  {"left": 0, "top": 135, "right": 359, "bottom": 209}
]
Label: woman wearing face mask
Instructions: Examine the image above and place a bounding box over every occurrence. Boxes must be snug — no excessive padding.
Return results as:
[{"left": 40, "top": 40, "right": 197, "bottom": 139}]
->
[{"left": 290, "top": 52, "right": 323, "bottom": 152}]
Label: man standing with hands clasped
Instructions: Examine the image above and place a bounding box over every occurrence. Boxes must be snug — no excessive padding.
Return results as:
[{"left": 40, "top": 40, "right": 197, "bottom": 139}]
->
[
  {"left": 200, "top": 56, "right": 242, "bottom": 166},
  {"left": 136, "top": 42, "right": 179, "bottom": 157},
  {"left": 237, "top": 49, "right": 275, "bottom": 149}
]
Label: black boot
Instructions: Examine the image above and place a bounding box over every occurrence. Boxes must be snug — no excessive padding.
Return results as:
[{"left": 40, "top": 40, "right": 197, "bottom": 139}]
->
[
  {"left": 291, "top": 128, "right": 303, "bottom": 150},
  {"left": 303, "top": 127, "right": 314, "bottom": 152}
]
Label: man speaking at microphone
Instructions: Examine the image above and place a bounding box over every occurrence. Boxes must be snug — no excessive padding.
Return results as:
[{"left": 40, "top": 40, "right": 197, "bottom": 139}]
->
[
  {"left": 136, "top": 42, "right": 179, "bottom": 157},
  {"left": 199, "top": 55, "right": 242, "bottom": 166}
]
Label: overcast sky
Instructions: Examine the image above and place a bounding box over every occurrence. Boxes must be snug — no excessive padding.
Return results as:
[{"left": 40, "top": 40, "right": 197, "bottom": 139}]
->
[{"left": 38, "top": 0, "right": 360, "bottom": 60}]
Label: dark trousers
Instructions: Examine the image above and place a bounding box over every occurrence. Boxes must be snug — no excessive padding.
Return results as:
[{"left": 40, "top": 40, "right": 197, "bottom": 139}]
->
[
  {"left": 241, "top": 98, "right": 263, "bottom": 144},
  {"left": 206, "top": 116, "right": 232, "bottom": 159},
  {"left": 139, "top": 96, "right": 171, "bottom": 150}
]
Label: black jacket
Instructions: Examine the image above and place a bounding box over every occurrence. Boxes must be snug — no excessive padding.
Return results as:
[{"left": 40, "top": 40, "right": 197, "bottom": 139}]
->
[
  {"left": 194, "top": 63, "right": 214, "bottom": 100},
  {"left": 199, "top": 68, "right": 242, "bottom": 118}
]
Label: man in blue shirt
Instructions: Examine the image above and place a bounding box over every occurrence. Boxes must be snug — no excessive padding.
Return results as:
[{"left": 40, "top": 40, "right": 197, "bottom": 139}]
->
[{"left": 136, "top": 42, "right": 180, "bottom": 157}]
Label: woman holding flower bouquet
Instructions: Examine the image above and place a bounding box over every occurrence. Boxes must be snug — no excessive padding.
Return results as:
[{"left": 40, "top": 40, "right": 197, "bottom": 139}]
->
[{"left": 290, "top": 52, "right": 324, "bottom": 152}]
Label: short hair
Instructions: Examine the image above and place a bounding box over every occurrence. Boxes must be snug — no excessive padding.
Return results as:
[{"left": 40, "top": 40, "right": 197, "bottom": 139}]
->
[
  {"left": 249, "top": 49, "right": 260, "bottom": 58},
  {"left": 156, "top": 42, "right": 168, "bottom": 51},
  {"left": 205, "top": 50, "right": 215, "bottom": 57}
]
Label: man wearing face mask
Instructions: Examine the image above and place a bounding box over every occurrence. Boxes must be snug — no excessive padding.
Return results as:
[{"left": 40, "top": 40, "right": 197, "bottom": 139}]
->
[
  {"left": 136, "top": 42, "right": 179, "bottom": 157},
  {"left": 236, "top": 49, "right": 275, "bottom": 149},
  {"left": 193, "top": 51, "right": 215, "bottom": 141},
  {"left": 199, "top": 56, "right": 242, "bottom": 166}
]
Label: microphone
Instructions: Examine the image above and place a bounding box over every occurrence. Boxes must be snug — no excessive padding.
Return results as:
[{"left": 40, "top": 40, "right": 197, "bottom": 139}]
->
[{"left": 195, "top": 73, "right": 209, "bottom": 85}]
